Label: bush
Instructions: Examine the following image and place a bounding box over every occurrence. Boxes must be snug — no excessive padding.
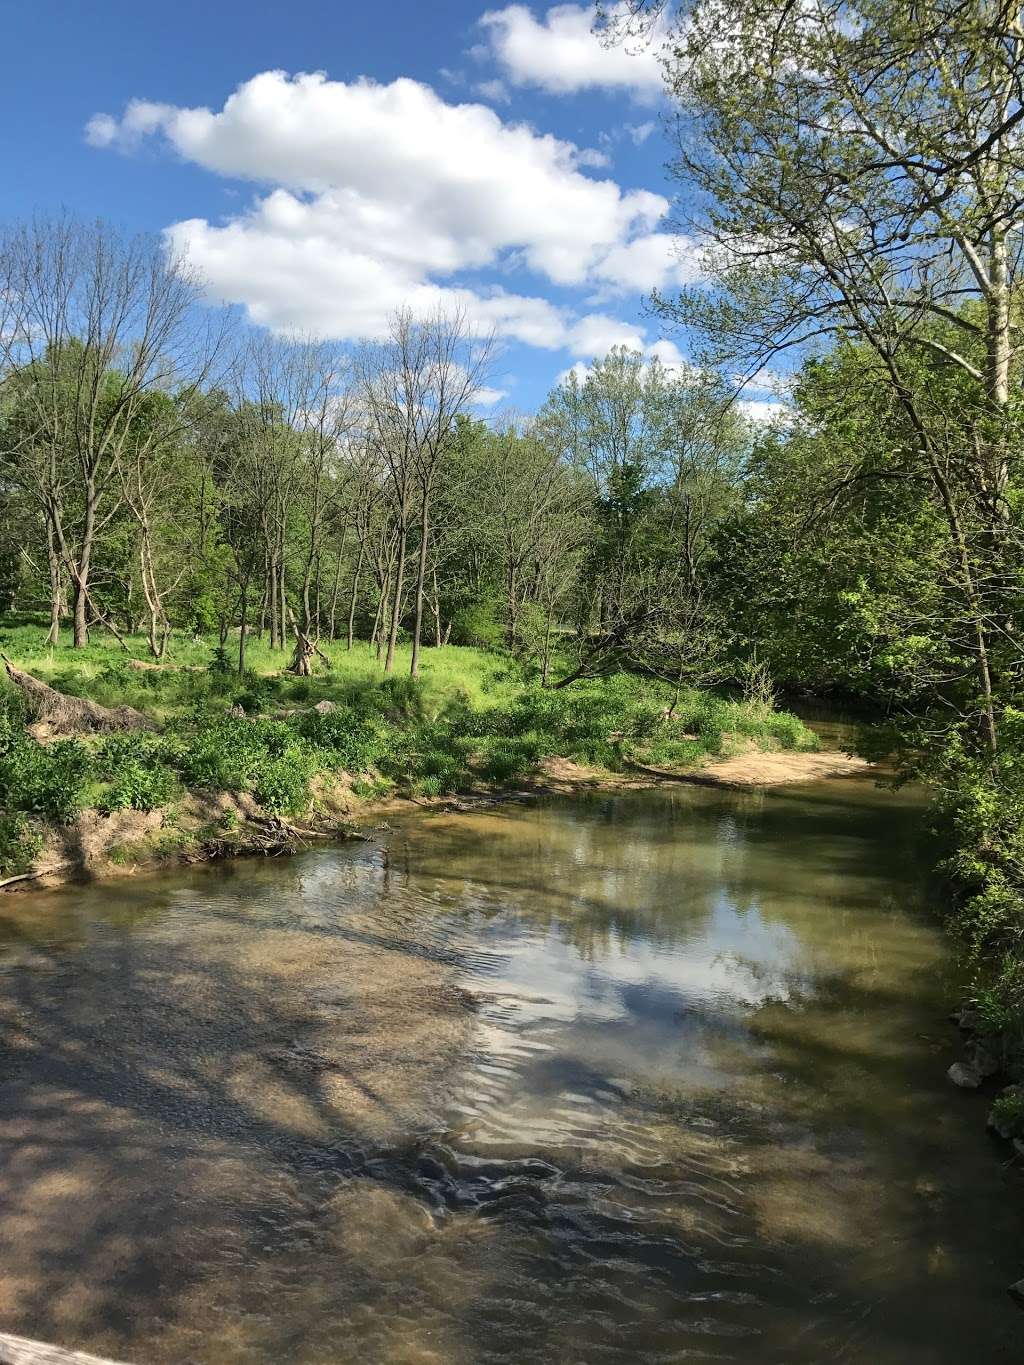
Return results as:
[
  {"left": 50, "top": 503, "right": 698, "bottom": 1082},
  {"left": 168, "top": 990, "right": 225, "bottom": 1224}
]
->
[
  {"left": 0, "top": 812, "right": 42, "bottom": 877},
  {"left": 450, "top": 597, "right": 504, "bottom": 650},
  {"left": 990, "top": 1088, "right": 1024, "bottom": 1139},
  {"left": 297, "top": 705, "right": 384, "bottom": 770},
  {"left": 98, "top": 760, "right": 177, "bottom": 814},
  {"left": 0, "top": 736, "right": 90, "bottom": 823},
  {"left": 176, "top": 713, "right": 319, "bottom": 815},
  {"left": 252, "top": 750, "right": 317, "bottom": 815}
]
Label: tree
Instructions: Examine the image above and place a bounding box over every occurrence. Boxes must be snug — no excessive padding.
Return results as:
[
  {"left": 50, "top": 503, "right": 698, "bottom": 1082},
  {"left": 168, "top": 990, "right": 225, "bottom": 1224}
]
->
[
  {"left": 650, "top": 0, "right": 1024, "bottom": 753},
  {"left": 356, "top": 307, "right": 493, "bottom": 676},
  {"left": 0, "top": 216, "right": 219, "bottom": 647},
  {"left": 539, "top": 347, "right": 749, "bottom": 685}
]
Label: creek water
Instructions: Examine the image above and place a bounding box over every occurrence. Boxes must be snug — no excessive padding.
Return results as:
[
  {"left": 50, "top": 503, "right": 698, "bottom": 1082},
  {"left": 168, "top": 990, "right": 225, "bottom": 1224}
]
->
[{"left": 0, "top": 765, "right": 1021, "bottom": 1363}]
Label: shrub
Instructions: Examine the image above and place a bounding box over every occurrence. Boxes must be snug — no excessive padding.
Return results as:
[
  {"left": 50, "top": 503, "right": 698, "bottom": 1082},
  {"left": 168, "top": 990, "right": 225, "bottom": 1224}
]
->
[
  {"left": 98, "top": 760, "right": 177, "bottom": 814},
  {"left": 252, "top": 750, "right": 317, "bottom": 815},
  {"left": 297, "top": 705, "right": 384, "bottom": 770},
  {"left": 94, "top": 730, "right": 172, "bottom": 778},
  {"left": 0, "top": 812, "right": 42, "bottom": 877},
  {"left": 990, "top": 1088, "right": 1024, "bottom": 1139},
  {"left": 377, "top": 675, "right": 428, "bottom": 721},
  {"left": 450, "top": 597, "right": 504, "bottom": 650},
  {"left": 176, "top": 713, "right": 319, "bottom": 815},
  {"left": 0, "top": 736, "right": 90, "bottom": 823}
]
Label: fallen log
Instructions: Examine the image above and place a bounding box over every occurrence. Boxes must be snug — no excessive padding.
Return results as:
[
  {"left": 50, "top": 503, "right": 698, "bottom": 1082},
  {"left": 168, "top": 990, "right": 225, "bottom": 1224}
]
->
[{"left": 1, "top": 656, "right": 155, "bottom": 737}]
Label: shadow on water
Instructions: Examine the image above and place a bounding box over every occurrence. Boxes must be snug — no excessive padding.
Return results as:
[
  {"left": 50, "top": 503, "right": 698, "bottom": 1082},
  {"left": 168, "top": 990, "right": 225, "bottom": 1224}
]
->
[{"left": 0, "top": 777, "right": 1020, "bottom": 1363}]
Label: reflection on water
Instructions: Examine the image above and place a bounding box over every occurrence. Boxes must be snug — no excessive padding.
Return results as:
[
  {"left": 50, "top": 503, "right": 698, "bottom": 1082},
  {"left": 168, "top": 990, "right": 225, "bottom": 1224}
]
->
[{"left": 0, "top": 773, "right": 1021, "bottom": 1363}]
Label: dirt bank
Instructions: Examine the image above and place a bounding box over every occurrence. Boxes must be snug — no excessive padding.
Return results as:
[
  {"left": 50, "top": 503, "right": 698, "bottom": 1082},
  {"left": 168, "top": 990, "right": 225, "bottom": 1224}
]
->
[{"left": 638, "top": 748, "right": 869, "bottom": 788}]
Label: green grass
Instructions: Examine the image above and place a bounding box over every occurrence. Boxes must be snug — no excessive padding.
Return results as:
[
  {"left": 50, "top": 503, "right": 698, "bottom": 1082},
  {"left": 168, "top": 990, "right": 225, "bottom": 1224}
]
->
[
  {"left": 0, "top": 624, "right": 518, "bottom": 720},
  {"left": 0, "top": 620, "right": 818, "bottom": 841}
]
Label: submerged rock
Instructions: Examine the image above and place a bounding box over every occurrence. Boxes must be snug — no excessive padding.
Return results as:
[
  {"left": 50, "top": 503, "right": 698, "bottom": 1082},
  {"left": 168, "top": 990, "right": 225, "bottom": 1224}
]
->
[
  {"left": 947, "top": 1061, "right": 982, "bottom": 1089},
  {"left": 952, "top": 1006, "right": 983, "bottom": 1033},
  {"left": 965, "top": 1042, "right": 1000, "bottom": 1078}
]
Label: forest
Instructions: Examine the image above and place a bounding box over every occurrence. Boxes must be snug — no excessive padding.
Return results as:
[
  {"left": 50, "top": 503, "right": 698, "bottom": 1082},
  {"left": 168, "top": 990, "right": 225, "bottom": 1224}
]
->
[{"left": 2, "top": 1, "right": 1024, "bottom": 1064}]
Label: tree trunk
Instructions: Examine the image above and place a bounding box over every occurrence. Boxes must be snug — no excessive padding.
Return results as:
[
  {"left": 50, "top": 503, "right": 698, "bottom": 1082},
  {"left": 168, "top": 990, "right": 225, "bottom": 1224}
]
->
[
  {"left": 238, "top": 580, "right": 249, "bottom": 676},
  {"left": 268, "top": 557, "right": 279, "bottom": 650},
  {"left": 431, "top": 567, "right": 443, "bottom": 648},
  {"left": 328, "top": 552, "right": 343, "bottom": 641},
  {"left": 45, "top": 522, "right": 62, "bottom": 647},
  {"left": 385, "top": 530, "right": 406, "bottom": 675},
  {"left": 410, "top": 498, "right": 430, "bottom": 678},
  {"left": 72, "top": 556, "right": 91, "bottom": 648},
  {"left": 541, "top": 603, "right": 554, "bottom": 687},
  {"left": 347, "top": 539, "right": 366, "bottom": 650},
  {"left": 987, "top": 228, "right": 1011, "bottom": 506}
]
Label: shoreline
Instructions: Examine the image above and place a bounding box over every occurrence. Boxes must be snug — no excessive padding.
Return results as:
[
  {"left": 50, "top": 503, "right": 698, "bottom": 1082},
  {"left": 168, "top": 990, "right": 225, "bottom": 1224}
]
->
[{"left": 0, "top": 748, "right": 868, "bottom": 897}]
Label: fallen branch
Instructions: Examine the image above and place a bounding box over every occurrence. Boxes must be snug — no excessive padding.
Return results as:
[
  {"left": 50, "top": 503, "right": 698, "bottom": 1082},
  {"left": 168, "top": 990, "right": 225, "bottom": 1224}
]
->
[{"left": 0, "top": 862, "right": 73, "bottom": 891}]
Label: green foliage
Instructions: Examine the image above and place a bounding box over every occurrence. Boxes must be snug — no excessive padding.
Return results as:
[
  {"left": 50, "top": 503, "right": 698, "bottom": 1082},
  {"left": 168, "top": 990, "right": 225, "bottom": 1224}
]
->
[
  {"left": 450, "top": 597, "right": 505, "bottom": 650},
  {"left": 97, "top": 760, "right": 177, "bottom": 814},
  {"left": 0, "top": 689, "right": 90, "bottom": 823},
  {"left": 0, "top": 627, "right": 816, "bottom": 832},
  {"left": 990, "top": 1090, "right": 1024, "bottom": 1140},
  {"left": 0, "top": 812, "right": 42, "bottom": 877}
]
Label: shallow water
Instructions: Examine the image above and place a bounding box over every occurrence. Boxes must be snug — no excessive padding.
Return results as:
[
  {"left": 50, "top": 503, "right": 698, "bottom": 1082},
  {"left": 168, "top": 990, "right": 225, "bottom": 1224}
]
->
[{"left": 0, "top": 770, "right": 1021, "bottom": 1363}]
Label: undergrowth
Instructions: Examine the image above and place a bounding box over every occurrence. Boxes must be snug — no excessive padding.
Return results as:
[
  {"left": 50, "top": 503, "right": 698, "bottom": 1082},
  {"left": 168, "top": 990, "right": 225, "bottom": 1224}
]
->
[{"left": 0, "top": 624, "right": 817, "bottom": 843}]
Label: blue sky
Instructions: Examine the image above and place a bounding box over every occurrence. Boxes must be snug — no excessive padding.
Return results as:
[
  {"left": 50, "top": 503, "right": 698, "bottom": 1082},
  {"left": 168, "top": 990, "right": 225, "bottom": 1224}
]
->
[{"left": 1, "top": 1, "right": 717, "bottom": 411}]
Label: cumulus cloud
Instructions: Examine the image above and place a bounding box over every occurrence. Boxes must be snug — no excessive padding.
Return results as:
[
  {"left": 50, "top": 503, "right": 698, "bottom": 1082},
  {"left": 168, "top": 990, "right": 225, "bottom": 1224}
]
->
[
  {"left": 592, "top": 232, "right": 702, "bottom": 294},
  {"left": 88, "top": 70, "right": 695, "bottom": 358},
  {"left": 479, "top": 4, "right": 667, "bottom": 100}
]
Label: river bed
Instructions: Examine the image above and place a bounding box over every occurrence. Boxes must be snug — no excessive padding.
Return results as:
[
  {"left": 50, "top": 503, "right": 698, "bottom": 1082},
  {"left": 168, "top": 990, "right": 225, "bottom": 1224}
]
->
[{"left": 0, "top": 768, "right": 1021, "bottom": 1362}]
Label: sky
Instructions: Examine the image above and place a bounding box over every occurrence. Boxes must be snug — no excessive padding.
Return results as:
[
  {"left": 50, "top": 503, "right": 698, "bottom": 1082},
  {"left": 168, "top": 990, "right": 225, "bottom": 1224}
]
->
[{"left": 0, "top": 1, "right": 775, "bottom": 414}]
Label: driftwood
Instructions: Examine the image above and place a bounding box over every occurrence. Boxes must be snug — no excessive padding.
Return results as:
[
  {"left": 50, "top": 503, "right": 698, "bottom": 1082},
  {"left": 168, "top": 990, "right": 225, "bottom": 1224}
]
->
[
  {"left": 0, "top": 1333, "right": 131, "bottom": 1365},
  {"left": 1, "top": 657, "right": 155, "bottom": 737}
]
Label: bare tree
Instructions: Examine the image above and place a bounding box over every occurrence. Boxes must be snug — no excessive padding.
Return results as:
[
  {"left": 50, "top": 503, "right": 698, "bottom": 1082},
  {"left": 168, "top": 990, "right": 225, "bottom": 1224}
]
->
[
  {"left": 357, "top": 307, "right": 493, "bottom": 675},
  {"left": 0, "top": 216, "right": 220, "bottom": 647}
]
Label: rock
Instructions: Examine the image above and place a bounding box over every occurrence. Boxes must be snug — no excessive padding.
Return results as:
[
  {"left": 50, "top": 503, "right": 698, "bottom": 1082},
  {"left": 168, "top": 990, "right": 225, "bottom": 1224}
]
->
[
  {"left": 1013, "top": 1138, "right": 1024, "bottom": 1160},
  {"left": 953, "top": 1007, "right": 983, "bottom": 1033},
  {"left": 1009, "top": 1278, "right": 1024, "bottom": 1309},
  {"left": 947, "top": 1061, "right": 982, "bottom": 1089},
  {"left": 313, "top": 699, "right": 337, "bottom": 714},
  {"left": 965, "top": 1042, "right": 1000, "bottom": 1078}
]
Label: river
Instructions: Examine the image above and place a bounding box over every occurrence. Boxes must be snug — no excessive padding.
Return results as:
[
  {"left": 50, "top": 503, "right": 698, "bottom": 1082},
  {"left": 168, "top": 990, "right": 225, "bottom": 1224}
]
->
[{"left": 0, "top": 765, "right": 1020, "bottom": 1362}]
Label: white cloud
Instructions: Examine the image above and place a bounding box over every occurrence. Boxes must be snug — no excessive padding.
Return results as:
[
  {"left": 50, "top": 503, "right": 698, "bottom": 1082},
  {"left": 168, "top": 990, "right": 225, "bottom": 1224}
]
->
[
  {"left": 472, "top": 78, "right": 510, "bottom": 104},
  {"left": 88, "top": 70, "right": 693, "bottom": 357},
  {"left": 565, "top": 312, "right": 649, "bottom": 358},
  {"left": 480, "top": 4, "right": 666, "bottom": 100},
  {"left": 592, "top": 232, "right": 702, "bottom": 294},
  {"left": 737, "top": 398, "right": 788, "bottom": 424},
  {"left": 626, "top": 120, "right": 656, "bottom": 145},
  {"left": 472, "top": 384, "right": 510, "bottom": 407},
  {"left": 556, "top": 335, "right": 691, "bottom": 385}
]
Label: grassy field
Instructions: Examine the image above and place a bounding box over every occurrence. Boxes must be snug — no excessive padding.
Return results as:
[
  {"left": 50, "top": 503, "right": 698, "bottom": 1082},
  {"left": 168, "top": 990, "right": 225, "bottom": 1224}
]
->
[{"left": 0, "top": 621, "right": 818, "bottom": 876}]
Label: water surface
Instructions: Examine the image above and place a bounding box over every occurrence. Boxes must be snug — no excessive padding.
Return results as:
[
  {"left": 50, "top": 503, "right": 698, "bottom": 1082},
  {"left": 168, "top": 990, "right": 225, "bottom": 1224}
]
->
[{"left": 0, "top": 771, "right": 1020, "bottom": 1363}]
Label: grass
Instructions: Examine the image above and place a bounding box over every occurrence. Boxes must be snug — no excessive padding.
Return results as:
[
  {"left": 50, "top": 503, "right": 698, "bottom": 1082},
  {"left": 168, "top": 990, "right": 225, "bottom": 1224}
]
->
[{"left": 0, "top": 619, "right": 818, "bottom": 872}]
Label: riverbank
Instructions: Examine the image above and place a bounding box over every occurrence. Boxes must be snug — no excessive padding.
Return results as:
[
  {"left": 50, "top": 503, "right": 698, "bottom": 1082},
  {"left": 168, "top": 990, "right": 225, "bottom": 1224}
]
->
[
  {"left": 0, "top": 627, "right": 825, "bottom": 894},
  {"left": 2, "top": 744, "right": 866, "bottom": 895}
]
